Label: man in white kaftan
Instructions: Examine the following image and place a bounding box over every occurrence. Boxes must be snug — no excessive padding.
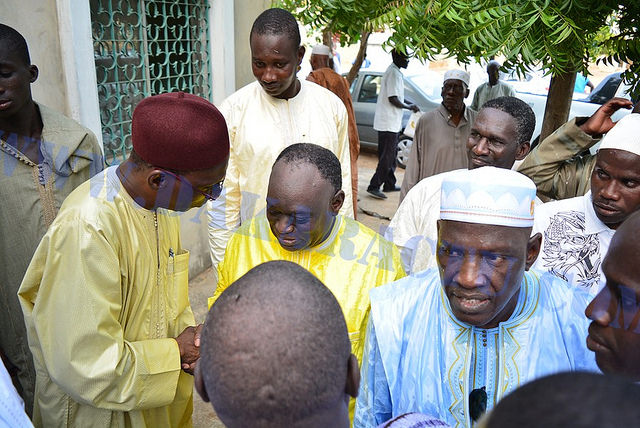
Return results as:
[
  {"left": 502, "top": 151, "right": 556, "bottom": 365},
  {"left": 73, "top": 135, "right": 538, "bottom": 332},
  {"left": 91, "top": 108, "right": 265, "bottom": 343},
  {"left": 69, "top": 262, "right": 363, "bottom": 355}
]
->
[
  {"left": 385, "top": 97, "right": 536, "bottom": 274},
  {"left": 207, "top": 9, "right": 352, "bottom": 277}
]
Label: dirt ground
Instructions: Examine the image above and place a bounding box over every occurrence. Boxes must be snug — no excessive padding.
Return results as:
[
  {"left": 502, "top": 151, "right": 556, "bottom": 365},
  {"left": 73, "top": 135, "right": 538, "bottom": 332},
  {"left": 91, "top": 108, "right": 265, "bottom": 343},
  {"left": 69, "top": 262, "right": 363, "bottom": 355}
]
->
[{"left": 188, "top": 150, "right": 401, "bottom": 427}]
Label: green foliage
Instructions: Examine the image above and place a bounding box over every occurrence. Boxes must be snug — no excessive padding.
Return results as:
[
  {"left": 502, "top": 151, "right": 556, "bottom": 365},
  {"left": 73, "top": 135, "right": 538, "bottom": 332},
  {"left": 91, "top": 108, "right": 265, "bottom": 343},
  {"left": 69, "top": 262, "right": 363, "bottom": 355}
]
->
[
  {"left": 272, "top": 0, "right": 410, "bottom": 45},
  {"left": 276, "top": 0, "right": 639, "bottom": 99},
  {"left": 597, "top": 3, "right": 640, "bottom": 100}
]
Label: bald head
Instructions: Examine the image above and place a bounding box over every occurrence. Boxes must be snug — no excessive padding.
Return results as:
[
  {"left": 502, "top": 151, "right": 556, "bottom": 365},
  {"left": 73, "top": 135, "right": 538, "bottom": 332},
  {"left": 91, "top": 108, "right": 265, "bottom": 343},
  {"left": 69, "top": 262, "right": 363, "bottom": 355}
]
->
[
  {"left": 485, "top": 372, "right": 640, "bottom": 427},
  {"left": 197, "top": 261, "right": 357, "bottom": 428}
]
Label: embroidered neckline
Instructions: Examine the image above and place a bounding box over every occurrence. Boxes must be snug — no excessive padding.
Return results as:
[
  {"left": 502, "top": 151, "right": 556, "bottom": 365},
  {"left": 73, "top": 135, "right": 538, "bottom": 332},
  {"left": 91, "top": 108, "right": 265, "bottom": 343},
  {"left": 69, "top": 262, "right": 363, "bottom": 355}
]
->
[{"left": 0, "top": 137, "right": 37, "bottom": 167}]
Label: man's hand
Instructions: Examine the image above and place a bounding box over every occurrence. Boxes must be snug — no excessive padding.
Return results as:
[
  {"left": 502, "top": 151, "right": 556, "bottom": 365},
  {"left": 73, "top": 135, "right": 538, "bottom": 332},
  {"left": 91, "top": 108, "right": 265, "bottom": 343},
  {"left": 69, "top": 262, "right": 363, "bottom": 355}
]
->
[
  {"left": 580, "top": 97, "right": 633, "bottom": 136},
  {"left": 175, "top": 324, "right": 203, "bottom": 375},
  {"left": 408, "top": 104, "right": 420, "bottom": 113}
]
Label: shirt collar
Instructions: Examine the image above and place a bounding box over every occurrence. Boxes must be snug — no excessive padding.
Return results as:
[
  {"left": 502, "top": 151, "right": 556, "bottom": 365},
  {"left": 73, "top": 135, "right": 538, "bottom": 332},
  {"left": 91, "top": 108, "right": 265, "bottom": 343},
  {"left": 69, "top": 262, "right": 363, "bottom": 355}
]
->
[
  {"left": 584, "top": 191, "right": 612, "bottom": 234},
  {"left": 437, "top": 104, "right": 471, "bottom": 126},
  {"left": 315, "top": 215, "right": 342, "bottom": 251}
]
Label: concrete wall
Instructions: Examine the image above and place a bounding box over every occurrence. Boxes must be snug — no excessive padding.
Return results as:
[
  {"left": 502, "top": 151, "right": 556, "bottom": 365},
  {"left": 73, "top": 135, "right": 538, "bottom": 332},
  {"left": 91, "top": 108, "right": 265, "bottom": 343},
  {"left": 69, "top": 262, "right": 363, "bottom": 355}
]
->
[
  {"left": 178, "top": 207, "right": 212, "bottom": 280},
  {"left": 1, "top": 0, "right": 248, "bottom": 280},
  {"left": 233, "top": 0, "right": 271, "bottom": 90},
  {"left": 0, "top": 1, "right": 68, "bottom": 115}
]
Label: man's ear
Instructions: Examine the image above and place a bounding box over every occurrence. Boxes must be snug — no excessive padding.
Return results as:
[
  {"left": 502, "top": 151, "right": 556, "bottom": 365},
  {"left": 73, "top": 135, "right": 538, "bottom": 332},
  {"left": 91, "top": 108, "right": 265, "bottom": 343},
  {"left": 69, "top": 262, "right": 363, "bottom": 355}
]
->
[
  {"left": 330, "top": 190, "right": 345, "bottom": 214},
  {"left": 345, "top": 354, "right": 360, "bottom": 398},
  {"left": 148, "top": 170, "right": 167, "bottom": 191},
  {"left": 464, "top": 87, "right": 470, "bottom": 99},
  {"left": 525, "top": 232, "right": 542, "bottom": 270},
  {"left": 297, "top": 45, "right": 306, "bottom": 65},
  {"left": 29, "top": 64, "right": 39, "bottom": 84},
  {"left": 516, "top": 142, "right": 531, "bottom": 161},
  {"left": 194, "top": 361, "right": 210, "bottom": 403}
]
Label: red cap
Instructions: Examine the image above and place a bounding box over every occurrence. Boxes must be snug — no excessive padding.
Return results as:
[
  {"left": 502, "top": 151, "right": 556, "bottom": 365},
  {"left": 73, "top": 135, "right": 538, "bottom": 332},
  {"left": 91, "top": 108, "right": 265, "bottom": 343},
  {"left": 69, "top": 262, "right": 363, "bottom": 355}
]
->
[{"left": 132, "top": 92, "right": 230, "bottom": 170}]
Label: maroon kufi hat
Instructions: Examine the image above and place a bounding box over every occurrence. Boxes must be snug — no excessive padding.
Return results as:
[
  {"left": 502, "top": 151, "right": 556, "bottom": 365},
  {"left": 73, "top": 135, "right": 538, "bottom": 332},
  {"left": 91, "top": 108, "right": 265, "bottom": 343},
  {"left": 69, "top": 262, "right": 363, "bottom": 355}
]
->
[{"left": 132, "top": 92, "right": 230, "bottom": 170}]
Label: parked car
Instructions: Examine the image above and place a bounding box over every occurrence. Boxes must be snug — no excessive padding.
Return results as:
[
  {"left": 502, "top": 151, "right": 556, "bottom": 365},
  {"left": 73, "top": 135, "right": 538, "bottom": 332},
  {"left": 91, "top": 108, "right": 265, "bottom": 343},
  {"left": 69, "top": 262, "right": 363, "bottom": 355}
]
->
[
  {"left": 347, "top": 69, "right": 441, "bottom": 167},
  {"left": 513, "top": 71, "right": 633, "bottom": 144}
]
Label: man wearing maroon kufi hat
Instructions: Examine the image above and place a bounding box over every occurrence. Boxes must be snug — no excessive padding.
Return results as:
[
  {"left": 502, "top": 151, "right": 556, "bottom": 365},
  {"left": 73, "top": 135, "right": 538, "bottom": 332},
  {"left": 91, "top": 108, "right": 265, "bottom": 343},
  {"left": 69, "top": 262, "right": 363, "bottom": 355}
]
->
[{"left": 18, "top": 92, "right": 229, "bottom": 427}]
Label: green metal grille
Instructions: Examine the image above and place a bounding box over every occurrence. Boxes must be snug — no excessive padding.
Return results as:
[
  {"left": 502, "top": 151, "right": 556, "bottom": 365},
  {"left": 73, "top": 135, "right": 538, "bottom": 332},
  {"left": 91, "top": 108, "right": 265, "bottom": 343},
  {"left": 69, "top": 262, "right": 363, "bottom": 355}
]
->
[{"left": 91, "top": 0, "right": 211, "bottom": 165}]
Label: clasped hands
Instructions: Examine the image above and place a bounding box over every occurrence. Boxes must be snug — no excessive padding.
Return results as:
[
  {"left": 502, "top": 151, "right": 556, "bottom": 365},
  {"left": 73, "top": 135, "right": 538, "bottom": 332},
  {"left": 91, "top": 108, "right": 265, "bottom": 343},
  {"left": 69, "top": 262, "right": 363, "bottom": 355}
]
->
[{"left": 175, "top": 324, "right": 203, "bottom": 375}]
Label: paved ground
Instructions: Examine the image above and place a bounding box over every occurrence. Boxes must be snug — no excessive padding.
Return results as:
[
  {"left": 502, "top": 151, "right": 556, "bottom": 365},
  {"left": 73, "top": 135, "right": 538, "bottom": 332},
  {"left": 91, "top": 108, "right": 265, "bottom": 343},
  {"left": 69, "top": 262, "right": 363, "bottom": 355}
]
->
[{"left": 188, "top": 151, "right": 402, "bottom": 427}]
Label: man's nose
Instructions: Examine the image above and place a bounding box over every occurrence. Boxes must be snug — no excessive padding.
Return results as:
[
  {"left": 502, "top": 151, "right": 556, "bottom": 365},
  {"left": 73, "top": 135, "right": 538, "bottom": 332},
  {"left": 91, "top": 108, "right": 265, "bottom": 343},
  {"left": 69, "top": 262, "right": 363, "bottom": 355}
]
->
[
  {"left": 454, "top": 253, "right": 485, "bottom": 289},
  {"left": 276, "top": 215, "right": 294, "bottom": 234},
  {"left": 261, "top": 66, "right": 277, "bottom": 83},
  {"left": 600, "top": 180, "right": 620, "bottom": 201},
  {"left": 585, "top": 287, "right": 613, "bottom": 326},
  {"left": 473, "top": 137, "right": 490, "bottom": 155}
]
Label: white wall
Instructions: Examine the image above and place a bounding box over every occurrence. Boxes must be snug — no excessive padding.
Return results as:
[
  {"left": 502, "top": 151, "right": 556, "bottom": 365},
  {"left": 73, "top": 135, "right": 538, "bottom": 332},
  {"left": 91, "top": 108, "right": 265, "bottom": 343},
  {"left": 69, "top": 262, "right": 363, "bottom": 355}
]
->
[
  {"left": 0, "top": 1, "right": 68, "bottom": 115},
  {"left": 233, "top": 0, "right": 271, "bottom": 90}
]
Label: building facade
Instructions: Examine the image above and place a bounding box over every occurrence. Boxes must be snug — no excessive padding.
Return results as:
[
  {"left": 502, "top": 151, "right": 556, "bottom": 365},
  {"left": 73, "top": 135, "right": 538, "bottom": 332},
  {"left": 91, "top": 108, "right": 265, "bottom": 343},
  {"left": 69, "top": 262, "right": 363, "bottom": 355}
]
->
[{"left": 0, "top": 0, "right": 270, "bottom": 277}]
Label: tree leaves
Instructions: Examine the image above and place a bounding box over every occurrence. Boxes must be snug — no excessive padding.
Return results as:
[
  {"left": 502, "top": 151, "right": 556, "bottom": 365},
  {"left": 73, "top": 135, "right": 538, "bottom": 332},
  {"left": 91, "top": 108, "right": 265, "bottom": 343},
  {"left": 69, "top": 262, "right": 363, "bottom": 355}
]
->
[{"left": 276, "top": 0, "right": 639, "bottom": 99}]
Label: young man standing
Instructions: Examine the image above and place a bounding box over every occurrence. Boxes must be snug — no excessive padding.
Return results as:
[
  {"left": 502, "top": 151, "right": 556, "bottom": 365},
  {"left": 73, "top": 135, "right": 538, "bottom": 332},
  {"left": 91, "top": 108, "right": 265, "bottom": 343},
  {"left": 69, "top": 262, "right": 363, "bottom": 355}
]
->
[
  {"left": 366, "top": 48, "right": 419, "bottom": 200},
  {"left": 0, "top": 24, "right": 103, "bottom": 414}
]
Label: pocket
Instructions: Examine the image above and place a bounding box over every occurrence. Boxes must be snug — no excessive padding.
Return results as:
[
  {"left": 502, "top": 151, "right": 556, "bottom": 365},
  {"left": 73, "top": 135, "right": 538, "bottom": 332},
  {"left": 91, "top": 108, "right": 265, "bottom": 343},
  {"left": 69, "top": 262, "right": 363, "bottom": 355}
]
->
[{"left": 167, "top": 250, "right": 190, "bottom": 320}]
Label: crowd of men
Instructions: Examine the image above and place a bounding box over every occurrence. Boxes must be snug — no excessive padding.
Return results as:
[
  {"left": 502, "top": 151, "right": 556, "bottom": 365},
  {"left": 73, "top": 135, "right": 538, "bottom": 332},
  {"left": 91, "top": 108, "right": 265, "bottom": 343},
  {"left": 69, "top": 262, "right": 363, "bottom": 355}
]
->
[{"left": 2, "top": 6, "right": 640, "bottom": 428}]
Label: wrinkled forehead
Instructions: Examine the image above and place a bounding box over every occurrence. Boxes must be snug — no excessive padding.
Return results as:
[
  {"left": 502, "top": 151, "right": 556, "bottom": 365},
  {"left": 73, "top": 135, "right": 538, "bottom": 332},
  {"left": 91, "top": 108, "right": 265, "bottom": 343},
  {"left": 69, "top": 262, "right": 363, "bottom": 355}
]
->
[{"left": 268, "top": 161, "right": 332, "bottom": 201}]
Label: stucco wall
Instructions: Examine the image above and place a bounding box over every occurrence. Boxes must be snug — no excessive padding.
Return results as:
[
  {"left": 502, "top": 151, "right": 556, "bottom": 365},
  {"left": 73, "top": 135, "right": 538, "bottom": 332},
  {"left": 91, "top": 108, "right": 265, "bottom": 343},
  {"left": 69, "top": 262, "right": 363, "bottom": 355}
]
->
[
  {"left": 233, "top": 0, "right": 271, "bottom": 90},
  {"left": 1, "top": 0, "right": 245, "bottom": 280},
  {"left": 0, "top": 1, "right": 68, "bottom": 115}
]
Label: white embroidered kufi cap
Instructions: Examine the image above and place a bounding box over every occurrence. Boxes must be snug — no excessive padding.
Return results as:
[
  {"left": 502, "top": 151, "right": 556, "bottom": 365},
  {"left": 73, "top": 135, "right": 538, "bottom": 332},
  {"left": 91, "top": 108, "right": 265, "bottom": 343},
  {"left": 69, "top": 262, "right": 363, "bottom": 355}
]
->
[
  {"left": 440, "top": 167, "right": 536, "bottom": 228},
  {"left": 599, "top": 113, "right": 640, "bottom": 157},
  {"left": 311, "top": 44, "right": 331, "bottom": 56},
  {"left": 443, "top": 69, "right": 470, "bottom": 86}
]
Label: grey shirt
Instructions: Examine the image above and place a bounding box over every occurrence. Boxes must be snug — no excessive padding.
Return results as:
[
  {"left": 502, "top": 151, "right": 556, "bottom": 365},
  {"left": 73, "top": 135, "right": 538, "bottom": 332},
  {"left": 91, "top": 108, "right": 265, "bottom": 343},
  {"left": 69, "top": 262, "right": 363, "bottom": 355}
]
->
[{"left": 400, "top": 104, "right": 476, "bottom": 201}]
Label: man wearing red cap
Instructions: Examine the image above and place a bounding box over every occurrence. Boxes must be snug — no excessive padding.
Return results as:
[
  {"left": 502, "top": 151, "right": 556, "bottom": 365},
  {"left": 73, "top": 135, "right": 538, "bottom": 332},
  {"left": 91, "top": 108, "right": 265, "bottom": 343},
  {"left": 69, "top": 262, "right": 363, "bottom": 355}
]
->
[{"left": 18, "top": 92, "right": 229, "bottom": 427}]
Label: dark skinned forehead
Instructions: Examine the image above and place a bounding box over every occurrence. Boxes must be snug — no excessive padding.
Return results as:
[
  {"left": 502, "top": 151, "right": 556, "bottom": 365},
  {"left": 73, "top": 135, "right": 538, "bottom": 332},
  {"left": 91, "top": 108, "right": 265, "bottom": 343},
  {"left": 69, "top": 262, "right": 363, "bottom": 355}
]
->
[
  {"left": 268, "top": 161, "right": 333, "bottom": 204},
  {"left": 250, "top": 32, "right": 298, "bottom": 56},
  {"left": 0, "top": 43, "right": 29, "bottom": 66},
  {"left": 440, "top": 220, "right": 530, "bottom": 255},
  {"left": 595, "top": 149, "right": 640, "bottom": 179},
  {"left": 472, "top": 108, "right": 519, "bottom": 142}
]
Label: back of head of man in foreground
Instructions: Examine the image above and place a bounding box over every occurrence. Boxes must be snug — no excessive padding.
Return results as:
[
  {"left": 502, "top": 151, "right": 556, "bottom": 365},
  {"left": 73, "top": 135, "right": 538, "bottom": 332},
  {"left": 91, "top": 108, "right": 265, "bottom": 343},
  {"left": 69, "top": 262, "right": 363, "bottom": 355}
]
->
[
  {"left": 195, "top": 260, "right": 359, "bottom": 428},
  {"left": 437, "top": 167, "right": 541, "bottom": 329},
  {"left": 483, "top": 371, "right": 640, "bottom": 428}
]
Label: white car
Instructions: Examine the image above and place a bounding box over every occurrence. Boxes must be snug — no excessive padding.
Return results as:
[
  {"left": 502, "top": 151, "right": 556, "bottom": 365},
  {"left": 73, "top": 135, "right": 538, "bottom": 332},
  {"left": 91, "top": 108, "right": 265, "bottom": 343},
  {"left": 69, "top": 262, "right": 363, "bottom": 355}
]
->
[{"left": 512, "top": 72, "right": 633, "bottom": 144}]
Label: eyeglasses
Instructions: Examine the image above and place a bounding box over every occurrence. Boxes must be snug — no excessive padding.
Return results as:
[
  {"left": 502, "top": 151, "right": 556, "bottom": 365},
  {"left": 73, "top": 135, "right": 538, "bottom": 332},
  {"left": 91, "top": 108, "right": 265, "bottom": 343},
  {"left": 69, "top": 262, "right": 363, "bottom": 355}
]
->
[{"left": 161, "top": 169, "right": 224, "bottom": 201}]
